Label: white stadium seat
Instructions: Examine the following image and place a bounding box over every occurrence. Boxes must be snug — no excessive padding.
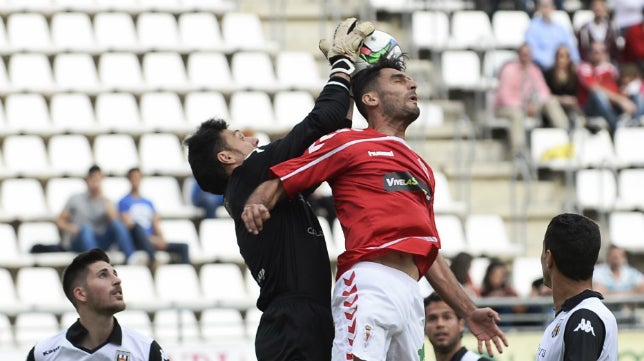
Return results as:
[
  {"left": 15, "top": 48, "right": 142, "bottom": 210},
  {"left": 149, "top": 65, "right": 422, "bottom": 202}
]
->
[
  {"left": 492, "top": 11, "right": 531, "bottom": 49},
  {"left": 153, "top": 309, "right": 200, "bottom": 344},
  {"left": 0, "top": 223, "right": 34, "bottom": 269},
  {"left": 609, "top": 211, "right": 644, "bottom": 253},
  {"left": 139, "top": 92, "right": 190, "bottom": 134},
  {"left": 15, "top": 267, "right": 72, "bottom": 313},
  {"left": 53, "top": 53, "right": 102, "bottom": 94},
  {"left": 221, "top": 12, "right": 278, "bottom": 53},
  {"left": 231, "top": 51, "right": 281, "bottom": 93},
  {"left": 98, "top": 52, "right": 145, "bottom": 93},
  {"left": 229, "top": 91, "right": 276, "bottom": 134},
  {"left": 6, "top": 13, "right": 52, "bottom": 53},
  {"left": 51, "top": 12, "right": 97, "bottom": 53},
  {"left": 137, "top": 12, "right": 181, "bottom": 52},
  {"left": 140, "top": 176, "right": 200, "bottom": 218},
  {"left": 155, "top": 264, "right": 211, "bottom": 309},
  {"left": 138, "top": 133, "right": 191, "bottom": 177},
  {"left": 4, "top": 93, "right": 54, "bottom": 136},
  {"left": 17, "top": 221, "right": 74, "bottom": 267},
  {"left": 94, "top": 12, "right": 139, "bottom": 52},
  {"left": 273, "top": 90, "right": 315, "bottom": 132},
  {"left": 45, "top": 177, "right": 86, "bottom": 214},
  {"left": 1, "top": 178, "right": 51, "bottom": 221},
  {"left": 93, "top": 134, "right": 140, "bottom": 176},
  {"left": 199, "top": 218, "right": 244, "bottom": 265},
  {"left": 186, "top": 52, "right": 238, "bottom": 94},
  {"left": 449, "top": 10, "right": 495, "bottom": 50},
  {"left": 142, "top": 52, "right": 189, "bottom": 92},
  {"left": 200, "top": 263, "right": 254, "bottom": 309},
  {"left": 178, "top": 12, "right": 230, "bottom": 53},
  {"left": 8, "top": 53, "right": 56, "bottom": 94},
  {"left": 184, "top": 91, "right": 231, "bottom": 129},
  {"left": 411, "top": 11, "right": 450, "bottom": 51},
  {"left": 3, "top": 135, "right": 55, "bottom": 178},
  {"left": 465, "top": 214, "right": 524, "bottom": 257},
  {"left": 115, "top": 265, "right": 169, "bottom": 310},
  {"left": 95, "top": 92, "right": 144, "bottom": 135},
  {"left": 49, "top": 93, "right": 100, "bottom": 135},
  {"left": 14, "top": 312, "right": 61, "bottom": 348},
  {"left": 200, "top": 308, "right": 247, "bottom": 341}
]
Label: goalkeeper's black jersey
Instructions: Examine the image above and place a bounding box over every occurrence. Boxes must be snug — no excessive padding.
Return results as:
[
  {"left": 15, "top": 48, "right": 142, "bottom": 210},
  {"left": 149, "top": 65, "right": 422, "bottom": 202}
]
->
[{"left": 224, "top": 77, "right": 351, "bottom": 312}]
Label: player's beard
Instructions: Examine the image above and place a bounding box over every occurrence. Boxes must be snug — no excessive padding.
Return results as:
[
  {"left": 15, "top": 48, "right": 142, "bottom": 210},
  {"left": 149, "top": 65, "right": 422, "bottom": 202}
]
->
[{"left": 431, "top": 335, "right": 461, "bottom": 355}]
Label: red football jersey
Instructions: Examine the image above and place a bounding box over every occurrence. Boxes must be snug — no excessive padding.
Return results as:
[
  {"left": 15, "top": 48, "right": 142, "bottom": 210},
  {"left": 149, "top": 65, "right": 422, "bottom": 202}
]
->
[{"left": 270, "top": 128, "right": 441, "bottom": 279}]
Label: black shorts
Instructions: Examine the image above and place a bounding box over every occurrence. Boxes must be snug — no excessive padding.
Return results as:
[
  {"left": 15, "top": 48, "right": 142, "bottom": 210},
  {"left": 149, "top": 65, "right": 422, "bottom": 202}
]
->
[{"left": 255, "top": 296, "right": 333, "bottom": 361}]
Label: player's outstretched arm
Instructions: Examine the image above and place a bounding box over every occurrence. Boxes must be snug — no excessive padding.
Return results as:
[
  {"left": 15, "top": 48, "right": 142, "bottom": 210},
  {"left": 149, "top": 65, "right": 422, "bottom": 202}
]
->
[
  {"left": 242, "top": 178, "right": 286, "bottom": 235},
  {"left": 425, "top": 254, "right": 508, "bottom": 356}
]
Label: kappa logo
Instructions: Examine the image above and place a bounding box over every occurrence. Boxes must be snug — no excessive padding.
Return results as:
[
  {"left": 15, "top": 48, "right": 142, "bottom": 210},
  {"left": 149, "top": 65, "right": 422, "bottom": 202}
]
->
[{"left": 573, "top": 318, "right": 596, "bottom": 336}]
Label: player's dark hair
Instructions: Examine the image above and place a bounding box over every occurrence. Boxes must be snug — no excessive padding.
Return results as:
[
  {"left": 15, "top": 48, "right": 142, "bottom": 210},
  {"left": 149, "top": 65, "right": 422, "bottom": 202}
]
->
[
  {"left": 544, "top": 213, "right": 600, "bottom": 281},
  {"left": 424, "top": 292, "right": 462, "bottom": 320},
  {"left": 184, "top": 118, "right": 230, "bottom": 195},
  {"left": 352, "top": 54, "right": 407, "bottom": 121},
  {"left": 62, "top": 248, "right": 111, "bottom": 308}
]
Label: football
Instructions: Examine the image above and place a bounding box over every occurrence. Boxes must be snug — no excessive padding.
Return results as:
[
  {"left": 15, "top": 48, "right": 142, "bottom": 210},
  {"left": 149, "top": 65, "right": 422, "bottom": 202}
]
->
[{"left": 356, "top": 30, "right": 403, "bottom": 70}]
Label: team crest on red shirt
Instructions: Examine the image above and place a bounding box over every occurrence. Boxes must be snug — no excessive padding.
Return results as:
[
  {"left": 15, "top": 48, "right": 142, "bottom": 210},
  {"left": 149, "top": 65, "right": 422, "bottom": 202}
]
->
[{"left": 115, "top": 350, "right": 131, "bottom": 361}]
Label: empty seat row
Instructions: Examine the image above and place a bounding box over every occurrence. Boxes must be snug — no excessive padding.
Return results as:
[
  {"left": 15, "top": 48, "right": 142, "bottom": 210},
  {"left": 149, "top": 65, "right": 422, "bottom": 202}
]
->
[
  {"left": 0, "top": 133, "right": 191, "bottom": 178},
  {"left": 0, "top": 0, "right": 237, "bottom": 15},
  {"left": 575, "top": 168, "right": 644, "bottom": 213},
  {"left": 0, "top": 11, "right": 272, "bottom": 55},
  {"left": 0, "top": 50, "right": 324, "bottom": 95}
]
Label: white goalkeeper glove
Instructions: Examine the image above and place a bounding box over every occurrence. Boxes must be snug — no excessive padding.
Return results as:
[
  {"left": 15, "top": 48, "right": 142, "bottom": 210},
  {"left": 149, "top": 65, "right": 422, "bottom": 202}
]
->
[{"left": 320, "top": 18, "right": 375, "bottom": 76}]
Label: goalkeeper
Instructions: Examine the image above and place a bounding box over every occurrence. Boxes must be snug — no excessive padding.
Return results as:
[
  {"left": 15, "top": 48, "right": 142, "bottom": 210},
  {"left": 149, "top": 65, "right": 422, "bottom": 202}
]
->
[{"left": 184, "top": 18, "right": 374, "bottom": 361}]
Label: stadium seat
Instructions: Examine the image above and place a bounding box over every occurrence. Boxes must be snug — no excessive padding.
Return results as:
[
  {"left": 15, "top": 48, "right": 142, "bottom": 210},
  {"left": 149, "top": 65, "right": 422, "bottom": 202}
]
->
[
  {"left": 184, "top": 91, "right": 231, "bottom": 129},
  {"left": 407, "top": 101, "right": 446, "bottom": 134},
  {"left": 142, "top": 52, "right": 189, "bottom": 93},
  {"left": 95, "top": 0, "right": 141, "bottom": 12},
  {"left": 153, "top": 309, "right": 200, "bottom": 344},
  {"left": 275, "top": 51, "right": 325, "bottom": 93},
  {"left": 617, "top": 169, "right": 644, "bottom": 210},
  {"left": 140, "top": 176, "right": 200, "bottom": 219},
  {"left": 231, "top": 51, "right": 281, "bottom": 93},
  {"left": 511, "top": 256, "right": 543, "bottom": 298},
  {"left": 465, "top": 214, "right": 524, "bottom": 257},
  {"left": 318, "top": 216, "right": 341, "bottom": 260},
  {"left": 50, "top": 12, "right": 97, "bottom": 53},
  {"left": 432, "top": 170, "right": 468, "bottom": 216},
  {"left": 55, "top": 0, "right": 99, "bottom": 12},
  {"left": 95, "top": 92, "right": 144, "bottom": 135},
  {"left": 8, "top": 53, "right": 56, "bottom": 94},
  {"left": 6, "top": 13, "right": 53, "bottom": 53},
  {"left": 53, "top": 53, "right": 102, "bottom": 94},
  {"left": 15, "top": 267, "right": 72, "bottom": 313},
  {"left": 449, "top": 10, "right": 495, "bottom": 50},
  {"left": 115, "top": 310, "right": 154, "bottom": 338},
  {"left": 93, "top": 134, "right": 139, "bottom": 176},
  {"left": 182, "top": 0, "right": 236, "bottom": 13},
  {"left": 4, "top": 93, "right": 55, "bottom": 136},
  {"left": 138, "top": 0, "right": 182, "bottom": 12},
  {"left": 47, "top": 140, "right": 91, "bottom": 184},
  {"left": 608, "top": 211, "right": 644, "bottom": 253},
  {"left": 552, "top": 10, "right": 574, "bottom": 33},
  {"left": 469, "top": 256, "right": 490, "bottom": 289},
  {"left": 17, "top": 221, "right": 74, "bottom": 267},
  {"left": 0, "top": 57, "right": 8, "bottom": 95},
  {"left": 102, "top": 176, "right": 130, "bottom": 203},
  {"left": 229, "top": 91, "right": 276, "bottom": 134},
  {"left": 221, "top": 12, "right": 278, "bottom": 53},
  {"left": 94, "top": 12, "right": 139, "bottom": 52},
  {"left": 575, "top": 168, "right": 618, "bottom": 212},
  {"left": 200, "top": 263, "right": 254, "bottom": 309},
  {"left": 14, "top": 312, "right": 61, "bottom": 348},
  {"left": 138, "top": 133, "right": 191, "bottom": 177},
  {"left": 529, "top": 127, "right": 573, "bottom": 171},
  {"left": 491, "top": 11, "right": 531, "bottom": 49},
  {"left": 440, "top": 50, "right": 484, "bottom": 91},
  {"left": 0, "top": 17, "right": 7, "bottom": 52},
  {"left": 572, "top": 9, "right": 594, "bottom": 31},
  {"left": 98, "top": 52, "right": 146, "bottom": 93},
  {"left": 154, "top": 264, "right": 211, "bottom": 309},
  {"left": 332, "top": 218, "right": 346, "bottom": 256},
  {"left": 0, "top": 223, "right": 34, "bottom": 269},
  {"left": 613, "top": 127, "right": 644, "bottom": 168},
  {"left": 245, "top": 268, "right": 260, "bottom": 300},
  {"left": 200, "top": 308, "right": 247, "bottom": 341},
  {"left": 273, "top": 90, "right": 315, "bottom": 132},
  {"left": 0, "top": 178, "right": 51, "bottom": 221},
  {"left": 178, "top": 12, "right": 230, "bottom": 53},
  {"left": 434, "top": 214, "right": 467, "bottom": 258},
  {"left": 0, "top": 266, "right": 29, "bottom": 314},
  {"left": 570, "top": 128, "right": 617, "bottom": 168},
  {"left": 245, "top": 308, "right": 262, "bottom": 340},
  {"left": 3, "top": 135, "right": 55, "bottom": 178},
  {"left": 158, "top": 219, "right": 210, "bottom": 265},
  {"left": 482, "top": 49, "right": 517, "bottom": 88},
  {"left": 137, "top": 12, "right": 181, "bottom": 52},
  {"left": 186, "top": 52, "right": 239, "bottom": 94},
  {"left": 49, "top": 93, "right": 100, "bottom": 135},
  {"left": 0, "top": 313, "right": 12, "bottom": 347},
  {"left": 45, "top": 177, "right": 86, "bottom": 215},
  {"left": 411, "top": 11, "right": 450, "bottom": 52},
  {"left": 139, "top": 92, "right": 190, "bottom": 134},
  {"left": 115, "top": 265, "right": 169, "bottom": 310},
  {"left": 199, "top": 218, "right": 244, "bottom": 265}
]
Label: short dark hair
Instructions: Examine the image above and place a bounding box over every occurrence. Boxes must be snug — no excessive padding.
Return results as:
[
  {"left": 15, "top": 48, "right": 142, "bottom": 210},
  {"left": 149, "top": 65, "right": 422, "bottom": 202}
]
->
[
  {"left": 87, "top": 164, "right": 101, "bottom": 177},
  {"left": 352, "top": 54, "right": 407, "bottom": 121},
  {"left": 544, "top": 213, "right": 600, "bottom": 281},
  {"left": 183, "top": 118, "right": 230, "bottom": 195},
  {"left": 424, "top": 292, "right": 462, "bottom": 320},
  {"left": 62, "top": 248, "right": 111, "bottom": 308}
]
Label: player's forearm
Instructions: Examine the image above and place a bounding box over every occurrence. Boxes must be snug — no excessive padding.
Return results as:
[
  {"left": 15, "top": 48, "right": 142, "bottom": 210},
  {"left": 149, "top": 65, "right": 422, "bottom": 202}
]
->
[
  {"left": 425, "top": 253, "right": 476, "bottom": 319},
  {"left": 245, "top": 178, "right": 286, "bottom": 211}
]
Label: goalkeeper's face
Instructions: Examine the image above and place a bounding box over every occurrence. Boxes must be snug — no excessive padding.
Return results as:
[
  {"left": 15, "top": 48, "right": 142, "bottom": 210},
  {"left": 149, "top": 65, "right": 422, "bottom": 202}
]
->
[{"left": 219, "top": 129, "right": 260, "bottom": 165}]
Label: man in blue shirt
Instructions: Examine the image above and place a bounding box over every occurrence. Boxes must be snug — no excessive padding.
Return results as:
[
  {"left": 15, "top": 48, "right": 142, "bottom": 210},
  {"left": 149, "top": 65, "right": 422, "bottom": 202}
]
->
[{"left": 525, "top": 0, "right": 581, "bottom": 71}]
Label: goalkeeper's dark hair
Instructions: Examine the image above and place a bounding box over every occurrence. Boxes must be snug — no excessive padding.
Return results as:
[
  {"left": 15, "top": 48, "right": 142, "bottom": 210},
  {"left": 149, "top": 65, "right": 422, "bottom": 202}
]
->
[
  {"left": 544, "top": 213, "right": 600, "bottom": 281},
  {"left": 63, "top": 248, "right": 111, "bottom": 308},
  {"left": 184, "top": 118, "right": 230, "bottom": 195},
  {"left": 352, "top": 54, "right": 407, "bottom": 122}
]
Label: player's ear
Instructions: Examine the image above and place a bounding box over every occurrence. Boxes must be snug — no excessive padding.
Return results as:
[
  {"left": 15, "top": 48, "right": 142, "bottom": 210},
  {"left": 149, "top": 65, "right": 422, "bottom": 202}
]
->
[
  {"left": 361, "top": 91, "right": 378, "bottom": 107},
  {"left": 217, "top": 150, "right": 235, "bottom": 165},
  {"left": 73, "top": 286, "right": 87, "bottom": 303}
]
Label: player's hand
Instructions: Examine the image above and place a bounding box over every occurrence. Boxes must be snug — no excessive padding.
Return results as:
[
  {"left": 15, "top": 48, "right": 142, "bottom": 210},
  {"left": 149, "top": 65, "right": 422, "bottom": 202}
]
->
[
  {"left": 465, "top": 307, "right": 508, "bottom": 357},
  {"left": 242, "top": 204, "right": 271, "bottom": 235},
  {"left": 319, "top": 17, "right": 375, "bottom": 69}
]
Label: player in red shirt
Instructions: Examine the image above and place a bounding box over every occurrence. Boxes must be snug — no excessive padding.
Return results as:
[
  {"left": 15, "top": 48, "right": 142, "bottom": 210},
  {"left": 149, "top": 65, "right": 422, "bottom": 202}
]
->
[{"left": 242, "top": 56, "right": 508, "bottom": 361}]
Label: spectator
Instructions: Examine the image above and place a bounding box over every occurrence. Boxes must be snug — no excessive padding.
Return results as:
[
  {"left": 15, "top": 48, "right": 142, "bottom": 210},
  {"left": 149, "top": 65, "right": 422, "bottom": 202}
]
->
[
  {"left": 525, "top": 0, "right": 581, "bottom": 72},
  {"left": 593, "top": 244, "right": 644, "bottom": 295},
  {"left": 577, "top": 41, "right": 644, "bottom": 133},
  {"left": 119, "top": 167, "right": 190, "bottom": 266},
  {"left": 424, "top": 292, "right": 493, "bottom": 361},
  {"left": 449, "top": 252, "right": 481, "bottom": 299},
  {"left": 480, "top": 258, "right": 527, "bottom": 325},
  {"left": 544, "top": 45, "right": 582, "bottom": 123},
  {"left": 622, "top": 8, "right": 644, "bottom": 69},
  {"left": 612, "top": 0, "right": 644, "bottom": 35},
  {"left": 494, "top": 43, "right": 570, "bottom": 156},
  {"left": 55, "top": 165, "right": 141, "bottom": 264},
  {"left": 577, "top": 0, "right": 620, "bottom": 63},
  {"left": 190, "top": 178, "right": 224, "bottom": 219}
]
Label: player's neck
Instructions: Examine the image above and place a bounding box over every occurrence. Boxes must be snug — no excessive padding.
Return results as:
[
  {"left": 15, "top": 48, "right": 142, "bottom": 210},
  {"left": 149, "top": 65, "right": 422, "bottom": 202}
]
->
[
  {"left": 78, "top": 312, "right": 115, "bottom": 349},
  {"left": 552, "top": 274, "right": 592, "bottom": 313},
  {"left": 435, "top": 345, "right": 462, "bottom": 361}
]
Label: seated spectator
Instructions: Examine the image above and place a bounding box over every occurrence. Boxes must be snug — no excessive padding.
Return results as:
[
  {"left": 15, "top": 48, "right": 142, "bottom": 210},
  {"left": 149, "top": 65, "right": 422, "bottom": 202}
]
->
[
  {"left": 449, "top": 252, "right": 481, "bottom": 299},
  {"left": 119, "top": 167, "right": 190, "bottom": 266},
  {"left": 578, "top": 41, "right": 644, "bottom": 133},
  {"left": 190, "top": 178, "right": 224, "bottom": 219},
  {"left": 480, "top": 258, "right": 527, "bottom": 326},
  {"left": 577, "top": 0, "right": 620, "bottom": 63},
  {"left": 494, "top": 43, "right": 570, "bottom": 156},
  {"left": 621, "top": 7, "right": 644, "bottom": 68},
  {"left": 593, "top": 244, "right": 644, "bottom": 295},
  {"left": 544, "top": 45, "right": 582, "bottom": 124},
  {"left": 525, "top": 0, "right": 581, "bottom": 72},
  {"left": 55, "top": 165, "right": 140, "bottom": 264},
  {"left": 613, "top": 0, "right": 644, "bottom": 35}
]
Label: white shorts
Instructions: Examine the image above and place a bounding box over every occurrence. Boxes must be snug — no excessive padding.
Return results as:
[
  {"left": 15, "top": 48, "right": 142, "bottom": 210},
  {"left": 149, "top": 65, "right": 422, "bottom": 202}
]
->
[{"left": 331, "top": 261, "right": 425, "bottom": 361}]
